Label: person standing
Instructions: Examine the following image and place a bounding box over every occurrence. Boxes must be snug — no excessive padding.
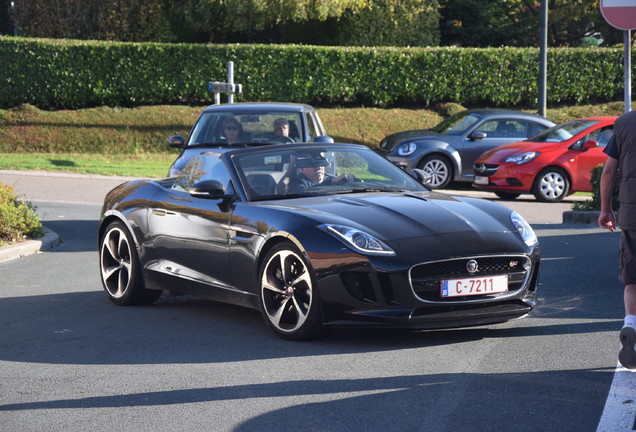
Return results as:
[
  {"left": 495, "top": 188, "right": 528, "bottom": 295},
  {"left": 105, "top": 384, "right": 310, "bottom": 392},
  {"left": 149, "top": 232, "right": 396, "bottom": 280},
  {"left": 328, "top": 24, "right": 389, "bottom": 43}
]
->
[{"left": 598, "top": 110, "right": 636, "bottom": 369}]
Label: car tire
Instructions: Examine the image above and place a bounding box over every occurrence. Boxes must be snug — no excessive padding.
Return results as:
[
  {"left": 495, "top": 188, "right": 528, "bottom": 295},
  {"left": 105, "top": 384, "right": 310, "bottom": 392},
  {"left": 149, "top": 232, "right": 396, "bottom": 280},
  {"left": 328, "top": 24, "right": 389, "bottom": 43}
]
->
[
  {"left": 532, "top": 167, "right": 570, "bottom": 202},
  {"left": 99, "top": 221, "right": 162, "bottom": 305},
  {"left": 417, "top": 154, "right": 452, "bottom": 189},
  {"left": 495, "top": 192, "right": 521, "bottom": 200},
  {"left": 258, "top": 242, "right": 325, "bottom": 340}
]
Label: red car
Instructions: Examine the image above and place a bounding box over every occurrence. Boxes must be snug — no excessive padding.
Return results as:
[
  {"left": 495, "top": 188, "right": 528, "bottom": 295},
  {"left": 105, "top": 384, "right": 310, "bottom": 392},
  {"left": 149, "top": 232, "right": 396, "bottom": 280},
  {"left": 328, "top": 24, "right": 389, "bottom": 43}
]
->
[{"left": 473, "top": 116, "right": 616, "bottom": 202}]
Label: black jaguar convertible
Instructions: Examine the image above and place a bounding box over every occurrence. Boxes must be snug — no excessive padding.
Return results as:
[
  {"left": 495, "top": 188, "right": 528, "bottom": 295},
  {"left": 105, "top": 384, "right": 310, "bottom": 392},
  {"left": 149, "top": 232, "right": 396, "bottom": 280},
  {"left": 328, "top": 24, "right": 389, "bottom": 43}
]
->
[{"left": 98, "top": 142, "right": 540, "bottom": 340}]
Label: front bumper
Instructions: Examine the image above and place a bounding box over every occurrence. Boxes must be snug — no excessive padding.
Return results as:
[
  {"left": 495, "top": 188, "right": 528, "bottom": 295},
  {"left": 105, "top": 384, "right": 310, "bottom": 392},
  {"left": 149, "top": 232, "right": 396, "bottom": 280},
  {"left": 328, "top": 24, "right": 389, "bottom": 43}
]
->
[
  {"left": 473, "top": 163, "right": 535, "bottom": 192},
  {"left": 316, "top": 249, "right": 540, "bottom": 329},
  {"left": 387, "top": 155, "right": 418, "bottom": 172}
]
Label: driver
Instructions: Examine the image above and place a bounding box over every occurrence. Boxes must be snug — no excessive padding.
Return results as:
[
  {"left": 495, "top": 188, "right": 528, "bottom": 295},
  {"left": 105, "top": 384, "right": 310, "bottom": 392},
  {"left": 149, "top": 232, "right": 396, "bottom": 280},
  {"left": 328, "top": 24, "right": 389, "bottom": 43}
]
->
[
  {"left": 273, "top": 118, "right": 294, "bottom": 142},
  {"left": 287, "top": 156, "right": 353, "bottom": 193}
]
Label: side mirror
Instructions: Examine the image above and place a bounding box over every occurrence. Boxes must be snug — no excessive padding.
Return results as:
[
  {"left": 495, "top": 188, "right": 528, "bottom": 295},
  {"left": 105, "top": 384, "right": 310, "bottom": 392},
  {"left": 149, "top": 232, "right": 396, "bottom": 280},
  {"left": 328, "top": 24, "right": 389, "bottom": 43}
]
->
[
  {"left": 167, "top": 135, "right": 185, "bottom": 149},
  {"left": 314, "top": 135, "right": 335, "bottom": 143},
  {"left": 582, "top": 139, "right": 599, "bottom": 150},
  {"left": 188, "top": 179, "right": 226, "bottom": 199},
  {"left": 411, "top": 168, "right": 432, "bottom": 187},
  {"left": 470, "top": 132, "right": 487, "bottom": 140}
]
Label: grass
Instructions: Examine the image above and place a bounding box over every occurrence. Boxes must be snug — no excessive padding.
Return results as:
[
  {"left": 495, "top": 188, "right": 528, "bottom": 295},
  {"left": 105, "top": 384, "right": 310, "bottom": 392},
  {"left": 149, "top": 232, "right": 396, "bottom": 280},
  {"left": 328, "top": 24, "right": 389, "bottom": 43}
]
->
[
  {"left": 0, "top": 101, "right": 628, "bottom": 178},
  {"left": 0, "top": 152, "right": 176, "bottom": 178}
]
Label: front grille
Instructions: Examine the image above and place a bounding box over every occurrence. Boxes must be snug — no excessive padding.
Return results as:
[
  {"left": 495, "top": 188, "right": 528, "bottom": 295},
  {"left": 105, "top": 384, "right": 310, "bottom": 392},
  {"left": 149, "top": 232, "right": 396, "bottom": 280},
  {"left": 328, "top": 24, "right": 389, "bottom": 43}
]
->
[{"left": 410, "top": 255, "right": 531, "bottom": 302}]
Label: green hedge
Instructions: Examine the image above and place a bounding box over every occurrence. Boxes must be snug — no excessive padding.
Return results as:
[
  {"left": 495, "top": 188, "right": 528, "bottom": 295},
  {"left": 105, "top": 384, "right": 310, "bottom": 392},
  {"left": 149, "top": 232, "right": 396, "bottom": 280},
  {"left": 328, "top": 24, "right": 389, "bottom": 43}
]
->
[
  {"left": 572, "top": 164, "right": 620, "bottom": 212},
  {"left": 0, "top": 36, "right": 626, "bottom": 109}
]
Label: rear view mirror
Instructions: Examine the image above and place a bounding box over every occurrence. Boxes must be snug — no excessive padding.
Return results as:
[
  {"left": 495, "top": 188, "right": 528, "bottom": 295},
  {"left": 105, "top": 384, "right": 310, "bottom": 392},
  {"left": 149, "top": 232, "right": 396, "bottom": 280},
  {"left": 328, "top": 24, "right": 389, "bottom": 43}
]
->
[
  {"left": 411, "top": 168, "right": 432, "bottom": 187},
  {"left": 470, "top": 132, "right": 487, "bottom": 140},
  {"left": 314, "top": 135, "right": 335, "bottom": 143}
]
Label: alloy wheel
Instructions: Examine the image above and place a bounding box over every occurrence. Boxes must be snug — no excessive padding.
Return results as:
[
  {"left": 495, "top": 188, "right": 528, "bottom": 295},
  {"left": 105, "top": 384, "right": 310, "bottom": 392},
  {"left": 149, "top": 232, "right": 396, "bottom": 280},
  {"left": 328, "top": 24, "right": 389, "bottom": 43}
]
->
[
  {"left": 100, "top": 226, "right": 132, "bottom": 299},
  {"left": 261, "top": 249, "right": 313, "bottom": 334}
]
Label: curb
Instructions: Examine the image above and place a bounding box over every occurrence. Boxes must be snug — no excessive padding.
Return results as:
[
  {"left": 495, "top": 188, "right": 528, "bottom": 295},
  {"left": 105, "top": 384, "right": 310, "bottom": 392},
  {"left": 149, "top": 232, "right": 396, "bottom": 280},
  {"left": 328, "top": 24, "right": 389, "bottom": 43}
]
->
[
  {"left": 562, "top": 210, "right": 601, "bottom": 225},
  {"left": 0, "top": 228, "right": 60, "bottom": 263}
]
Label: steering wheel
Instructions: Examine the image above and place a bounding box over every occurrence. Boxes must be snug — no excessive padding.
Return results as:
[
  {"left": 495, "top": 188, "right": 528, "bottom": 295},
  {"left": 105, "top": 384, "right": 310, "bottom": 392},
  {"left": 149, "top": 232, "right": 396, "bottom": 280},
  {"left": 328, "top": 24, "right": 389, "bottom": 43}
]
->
[
  {"left": 270, "top": 135, "right": 295, "bottom": 144},
  {"left": 335, "top": 174, "right": 362, "bottom": 184}
]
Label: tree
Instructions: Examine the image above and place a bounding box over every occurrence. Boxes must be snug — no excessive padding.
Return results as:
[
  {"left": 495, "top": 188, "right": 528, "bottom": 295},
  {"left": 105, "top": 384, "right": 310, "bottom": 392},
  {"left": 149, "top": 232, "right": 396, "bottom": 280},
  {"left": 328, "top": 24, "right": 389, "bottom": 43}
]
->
[
  {"left": 252, "top": 0, "right": 439, "bottom": 47},
  {"left": 12, "top": 0, "right": 100, "bottom": 39},
  {"left": 171, "top": 0, "right": 368, "bottom": 42},
  {"left": 329, "top": 0, "right": 440, "bottom": 47},
  {"left": 12, "top": 0, "right": 175, "bottom": 42},
  {"left": 439, "top": 0, "right": 622, "bottom": 47},
  {"left": 96, "top": 0, "right": 174, "bottom": 42}
]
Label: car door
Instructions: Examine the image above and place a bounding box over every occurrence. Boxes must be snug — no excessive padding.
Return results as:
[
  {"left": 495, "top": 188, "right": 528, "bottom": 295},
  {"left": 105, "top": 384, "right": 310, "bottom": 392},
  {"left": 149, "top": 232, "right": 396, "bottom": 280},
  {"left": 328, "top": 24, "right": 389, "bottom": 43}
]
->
[
  {"left": 147, "top": 153, "right": 235, "bottom": 291},
  {"left": 457, "top": 119, "right": 527, "bottom": 179},
  {"left": 568, "top": 126, "right": 613, "bottom": 192}
]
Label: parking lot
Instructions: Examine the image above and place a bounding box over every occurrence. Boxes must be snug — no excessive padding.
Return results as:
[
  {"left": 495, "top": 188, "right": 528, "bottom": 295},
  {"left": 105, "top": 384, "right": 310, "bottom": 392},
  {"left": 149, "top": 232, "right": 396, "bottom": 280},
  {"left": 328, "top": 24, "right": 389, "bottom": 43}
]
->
[{"left": 0, "top": 170, "right": 633, "bottom": 431}]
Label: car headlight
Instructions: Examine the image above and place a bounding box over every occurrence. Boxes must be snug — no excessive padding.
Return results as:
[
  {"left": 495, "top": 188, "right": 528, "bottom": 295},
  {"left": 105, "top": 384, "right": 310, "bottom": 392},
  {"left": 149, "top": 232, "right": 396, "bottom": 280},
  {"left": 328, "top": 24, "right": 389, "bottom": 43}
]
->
[
  {"left": 503, "top": 151, "right": 540, "bottom": 165},
  {"left": 397, "top": 142, "right": 417, "bottom": 156},
  {"left": 510, "top": 212, "right": 538, "bottom": 247},
  {"left": 319, "top": 224, "right": 396, "bottom": 256}
]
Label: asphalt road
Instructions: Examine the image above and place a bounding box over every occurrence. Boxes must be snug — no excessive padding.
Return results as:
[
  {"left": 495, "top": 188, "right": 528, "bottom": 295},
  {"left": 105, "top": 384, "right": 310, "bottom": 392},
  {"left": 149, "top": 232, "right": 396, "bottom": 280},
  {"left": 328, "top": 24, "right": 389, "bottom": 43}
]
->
[{"left": 0, "top": 171, "right": 634, "bottom": 431}]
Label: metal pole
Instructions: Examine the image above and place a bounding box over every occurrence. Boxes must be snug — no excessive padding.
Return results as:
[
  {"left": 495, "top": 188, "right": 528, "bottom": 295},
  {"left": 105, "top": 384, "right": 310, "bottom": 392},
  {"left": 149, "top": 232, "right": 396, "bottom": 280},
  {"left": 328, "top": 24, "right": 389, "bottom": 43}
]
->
[
  {"left": 10, "top": 1, "right": 18, "bottom": 36},
  {"left": 625, "top": 30, "right": 632, "bottom": 113},
  {"left": 538, "top": 0, "right": 548, "bottom": 117},
  {"left": 228, "top": 61, "right": 234, "bottom": 104}
]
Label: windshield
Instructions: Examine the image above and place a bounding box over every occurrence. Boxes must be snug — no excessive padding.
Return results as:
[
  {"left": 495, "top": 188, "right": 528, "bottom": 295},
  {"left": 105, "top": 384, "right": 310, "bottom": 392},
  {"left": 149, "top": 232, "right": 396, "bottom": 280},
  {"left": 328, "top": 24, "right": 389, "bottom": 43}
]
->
[
  {"left": 431, "top": 111, "right": 481, "bottom": 135},
  {"left": 232, "top": 146, "right": 427, "bottom": 201},
  {"left": 188, "top": 110, "right": 303, "bottom": 145},
  {"left": 527, "top": 120, "right": 598, "bottom": 143}
]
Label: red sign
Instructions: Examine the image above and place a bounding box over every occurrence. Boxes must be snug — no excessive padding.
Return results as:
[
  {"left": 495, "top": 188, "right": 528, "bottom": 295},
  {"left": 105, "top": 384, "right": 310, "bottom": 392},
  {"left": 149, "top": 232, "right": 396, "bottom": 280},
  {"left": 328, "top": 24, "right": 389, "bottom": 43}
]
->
[{"left": 601, "top": 0, "right": 636, "bottom": 30}]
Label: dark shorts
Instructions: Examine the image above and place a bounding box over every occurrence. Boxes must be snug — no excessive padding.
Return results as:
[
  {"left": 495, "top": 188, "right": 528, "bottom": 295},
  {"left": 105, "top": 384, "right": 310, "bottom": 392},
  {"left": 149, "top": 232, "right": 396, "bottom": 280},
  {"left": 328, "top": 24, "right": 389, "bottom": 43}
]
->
[{"left": 620, "top": 230, "right": 636, "bottom": 284}]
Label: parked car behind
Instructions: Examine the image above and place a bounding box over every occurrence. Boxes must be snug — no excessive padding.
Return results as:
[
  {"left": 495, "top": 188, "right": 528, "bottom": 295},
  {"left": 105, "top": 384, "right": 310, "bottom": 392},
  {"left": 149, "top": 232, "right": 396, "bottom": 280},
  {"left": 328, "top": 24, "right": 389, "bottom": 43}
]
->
[
  {"left": 376, "top": 109, "right": 555, "bottom": 189},
  {"left": 473, "top": 116, "right": 617, "bottom": 202},
  {"left": 167, "top": 102, "right": 333, "bottom": 176}
]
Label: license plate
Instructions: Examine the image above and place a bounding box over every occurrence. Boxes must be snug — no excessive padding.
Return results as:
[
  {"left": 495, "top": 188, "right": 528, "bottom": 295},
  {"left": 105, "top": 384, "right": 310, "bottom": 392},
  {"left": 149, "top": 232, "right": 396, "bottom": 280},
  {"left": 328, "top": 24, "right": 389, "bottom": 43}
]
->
[
  {"left": 441, "top": 275, "right": 508, "bottom": 298},
  {"left": 474, "top": 176, "right": 488, "bottom": 185}
]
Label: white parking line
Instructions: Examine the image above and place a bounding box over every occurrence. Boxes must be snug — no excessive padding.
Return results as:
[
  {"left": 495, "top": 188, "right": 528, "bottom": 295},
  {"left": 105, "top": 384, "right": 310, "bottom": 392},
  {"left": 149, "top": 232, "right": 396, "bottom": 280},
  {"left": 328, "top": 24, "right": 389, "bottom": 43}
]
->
[{"left": 597, "top": 364, "right": 636, "bottom": 431}]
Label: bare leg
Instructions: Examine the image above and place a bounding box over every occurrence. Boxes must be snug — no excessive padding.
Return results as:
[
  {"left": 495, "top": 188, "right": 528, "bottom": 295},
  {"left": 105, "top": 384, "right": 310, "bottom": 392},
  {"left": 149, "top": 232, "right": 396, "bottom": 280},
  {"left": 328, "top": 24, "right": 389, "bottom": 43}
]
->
[{"left": 625, "top": 284, "right": 636, "bottom": 316}]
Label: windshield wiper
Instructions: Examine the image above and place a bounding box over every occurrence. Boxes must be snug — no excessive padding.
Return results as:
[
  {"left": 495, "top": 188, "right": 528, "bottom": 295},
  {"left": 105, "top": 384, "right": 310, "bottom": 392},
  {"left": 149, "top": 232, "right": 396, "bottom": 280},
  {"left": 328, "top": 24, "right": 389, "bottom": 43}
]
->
[{"left": 332, "top": 187, "right": 408, "bottom": 194}]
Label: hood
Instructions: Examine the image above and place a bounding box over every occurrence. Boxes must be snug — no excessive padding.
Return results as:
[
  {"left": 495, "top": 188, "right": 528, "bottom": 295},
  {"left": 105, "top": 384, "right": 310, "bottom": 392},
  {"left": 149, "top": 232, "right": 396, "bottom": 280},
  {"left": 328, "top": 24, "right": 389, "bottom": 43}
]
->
[
  {"left": 262, "top": 191, "right": 512, "bottom": 242},
  {"left": 378, "top": 129, "right": 440, "bottom": 153},
  {"left": 477, "top": 140, "right": 561, "bottom": 163}
]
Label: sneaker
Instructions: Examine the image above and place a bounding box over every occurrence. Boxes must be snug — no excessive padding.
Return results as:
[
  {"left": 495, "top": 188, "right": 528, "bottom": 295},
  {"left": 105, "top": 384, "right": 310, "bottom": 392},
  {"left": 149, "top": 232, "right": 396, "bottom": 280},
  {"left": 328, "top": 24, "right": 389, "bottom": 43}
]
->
[{"left": 619, "top": 326, "right": 636, "bottom": 369}]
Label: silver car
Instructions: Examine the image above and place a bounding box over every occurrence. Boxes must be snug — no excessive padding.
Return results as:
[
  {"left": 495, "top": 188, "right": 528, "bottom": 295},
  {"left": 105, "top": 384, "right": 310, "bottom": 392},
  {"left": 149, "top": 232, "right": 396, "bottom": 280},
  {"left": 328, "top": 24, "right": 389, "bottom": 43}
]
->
[
  {"left": 167, "top": 102, "right": 333, "bottom": 177},
  {"left": 377, "top": 109, "right": 555, "bottom": 188}
]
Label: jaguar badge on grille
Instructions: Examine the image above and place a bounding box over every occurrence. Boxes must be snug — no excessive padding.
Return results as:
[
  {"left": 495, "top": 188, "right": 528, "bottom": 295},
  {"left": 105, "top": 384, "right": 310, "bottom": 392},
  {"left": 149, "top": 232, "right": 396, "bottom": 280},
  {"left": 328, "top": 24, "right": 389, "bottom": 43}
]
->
[{"left": 466, "top": 259, "right": 479, "bottom": 274}]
